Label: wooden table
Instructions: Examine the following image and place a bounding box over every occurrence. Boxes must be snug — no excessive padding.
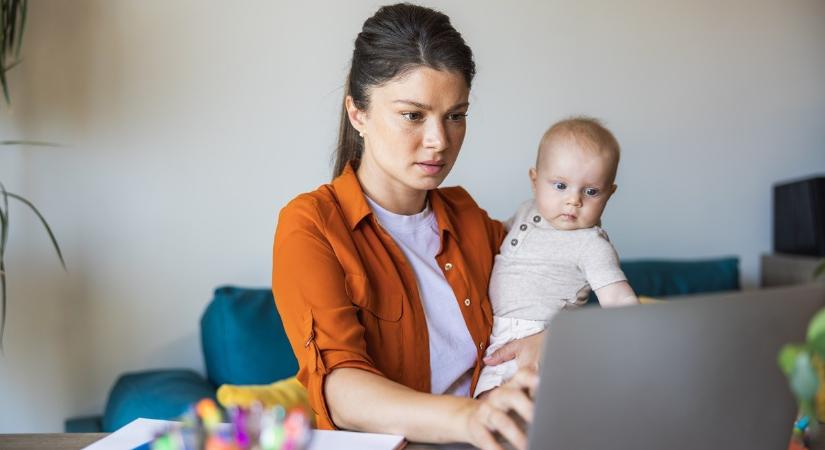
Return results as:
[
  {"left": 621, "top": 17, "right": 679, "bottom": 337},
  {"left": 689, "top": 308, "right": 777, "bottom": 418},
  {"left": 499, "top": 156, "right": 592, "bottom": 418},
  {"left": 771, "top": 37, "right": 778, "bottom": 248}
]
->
[
  {"left": 0, "top": 433, "right": 107, "bottom": 450},
  {"left": 0, "top": 433, "right": 478, "bottom": 449}
]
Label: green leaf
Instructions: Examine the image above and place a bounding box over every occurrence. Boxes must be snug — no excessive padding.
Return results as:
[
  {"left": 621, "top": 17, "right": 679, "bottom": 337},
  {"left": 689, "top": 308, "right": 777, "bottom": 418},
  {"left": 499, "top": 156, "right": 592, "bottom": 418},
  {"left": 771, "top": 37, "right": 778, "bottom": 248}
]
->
[
  {"left": 0, "top": 182, "right": 7, "bottom": 351},
  {"left": 791, "top": 352, "right": 820, "bottom": 401},
  {"left": 0, "top": 139, "right": 59, "bottom": 147},
  {"left": 6, "top": 192, "right": 66, "bottom": 270},
  {"left": 815, "top": 260, "right": 825, "bottom": 280},
  {"left": 0, "top": 62, "right": 10, "bottom": 105},
  {"left": 15, "top": 0, "right": 26, "bottom": 58},
  {"left": 780, "top": 344, "right": 807, "bottom": 375},
  {"left": 809, "top": 308, "right": 825, "bottom": 357}
]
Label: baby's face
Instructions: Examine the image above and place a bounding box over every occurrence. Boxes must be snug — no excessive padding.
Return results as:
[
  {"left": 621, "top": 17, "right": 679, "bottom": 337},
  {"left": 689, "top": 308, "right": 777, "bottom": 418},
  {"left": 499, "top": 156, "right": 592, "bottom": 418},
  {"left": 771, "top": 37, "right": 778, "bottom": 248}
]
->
[{"left": 530, "top": 138, "right": 617, "bottom": 230}]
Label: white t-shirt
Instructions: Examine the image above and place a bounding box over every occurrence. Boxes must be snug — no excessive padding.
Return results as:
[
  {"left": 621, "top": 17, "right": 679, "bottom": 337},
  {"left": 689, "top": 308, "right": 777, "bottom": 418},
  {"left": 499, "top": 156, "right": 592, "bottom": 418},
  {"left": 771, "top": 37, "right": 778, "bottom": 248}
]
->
[
  {"left": 366, "top": 196, "right": 477, "bottom": 396},
  {"left": 490, "top": 199, "right": 628, "bottom": 320}
]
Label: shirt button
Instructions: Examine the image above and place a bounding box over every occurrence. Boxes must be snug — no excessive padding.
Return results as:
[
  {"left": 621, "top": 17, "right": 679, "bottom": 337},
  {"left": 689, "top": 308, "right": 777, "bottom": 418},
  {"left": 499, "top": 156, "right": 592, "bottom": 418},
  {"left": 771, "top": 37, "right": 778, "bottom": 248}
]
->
[
  {"left": 511, "top": 238, "right": 518, "bottom": 246},
  {"left": 444, "top": 262, "right": 453, "bottom": 271},
  {"left": 533, "top": 215, "right": 542, "bottom": 223},
  {"left": 519, "top": 224, "right": 528, "bottom": 231},
  {"left": 464, "top": 298, "right": 471, "bottom": 306}
]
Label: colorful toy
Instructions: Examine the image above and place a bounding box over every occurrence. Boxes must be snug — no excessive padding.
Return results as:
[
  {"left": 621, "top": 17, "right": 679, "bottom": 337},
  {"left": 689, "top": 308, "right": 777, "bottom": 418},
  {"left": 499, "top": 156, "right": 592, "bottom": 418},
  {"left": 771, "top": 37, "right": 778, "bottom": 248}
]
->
[{"left": 147, "top": 399, "right": 312, "bottom": 450}]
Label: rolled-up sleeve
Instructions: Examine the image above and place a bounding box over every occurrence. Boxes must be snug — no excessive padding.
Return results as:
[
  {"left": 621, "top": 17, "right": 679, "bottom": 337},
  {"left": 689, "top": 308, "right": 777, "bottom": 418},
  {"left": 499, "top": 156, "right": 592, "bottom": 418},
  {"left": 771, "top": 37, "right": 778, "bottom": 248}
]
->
[{"left": 272, "top": 195, "right": 383, "bottom": 429}]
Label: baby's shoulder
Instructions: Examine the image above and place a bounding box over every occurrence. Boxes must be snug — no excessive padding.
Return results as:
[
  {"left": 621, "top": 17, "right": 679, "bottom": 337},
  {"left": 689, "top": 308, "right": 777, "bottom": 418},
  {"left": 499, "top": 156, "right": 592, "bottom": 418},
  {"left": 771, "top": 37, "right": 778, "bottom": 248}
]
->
[
  {"left": 509, "top": 198, "right": 536, "bottom": 221},
  {"left": 567, "top": 225, "right": 613, "bottom": 247}
]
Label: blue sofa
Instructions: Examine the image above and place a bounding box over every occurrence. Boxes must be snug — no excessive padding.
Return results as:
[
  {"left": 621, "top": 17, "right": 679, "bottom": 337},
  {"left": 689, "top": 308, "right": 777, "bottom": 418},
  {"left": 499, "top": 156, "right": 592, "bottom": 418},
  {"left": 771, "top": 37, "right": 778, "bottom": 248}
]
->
[
  {"left": 65, "top": 257, "right": 739, "bottom": 432},
  {"left": 65, "top": 286, "right": 299, "bottom": 432}
]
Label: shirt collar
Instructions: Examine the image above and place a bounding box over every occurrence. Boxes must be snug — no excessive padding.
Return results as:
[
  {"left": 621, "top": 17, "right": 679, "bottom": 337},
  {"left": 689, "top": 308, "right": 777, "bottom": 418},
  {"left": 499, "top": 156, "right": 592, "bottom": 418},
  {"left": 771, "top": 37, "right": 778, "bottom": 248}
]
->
[
  {"left": 526, "top": 200, "right": 555, "bottom": 230},
  {"left": 428, "top": 189, "right": 461, "bottom": 244},
  {"left": 331, "top": 161, "right": 460, "bottom": 243},
  {"left": 331, "top": 162, "right": 373, "bottom": 231}
]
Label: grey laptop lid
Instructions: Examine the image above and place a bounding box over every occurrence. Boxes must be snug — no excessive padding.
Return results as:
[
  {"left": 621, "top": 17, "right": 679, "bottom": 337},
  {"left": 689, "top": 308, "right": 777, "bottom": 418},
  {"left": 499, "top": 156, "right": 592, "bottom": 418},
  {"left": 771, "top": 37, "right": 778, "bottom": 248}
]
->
[{"left": 528, "top": 283, "right": 825, "bottom": 450}]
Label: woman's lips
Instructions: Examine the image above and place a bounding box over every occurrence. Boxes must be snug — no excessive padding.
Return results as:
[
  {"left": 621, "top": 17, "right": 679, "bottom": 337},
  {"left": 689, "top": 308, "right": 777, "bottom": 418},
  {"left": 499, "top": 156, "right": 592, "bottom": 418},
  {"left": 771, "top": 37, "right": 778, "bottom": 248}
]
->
[{"left": 416, "top": 162, "right": 444, "bottom": 175}]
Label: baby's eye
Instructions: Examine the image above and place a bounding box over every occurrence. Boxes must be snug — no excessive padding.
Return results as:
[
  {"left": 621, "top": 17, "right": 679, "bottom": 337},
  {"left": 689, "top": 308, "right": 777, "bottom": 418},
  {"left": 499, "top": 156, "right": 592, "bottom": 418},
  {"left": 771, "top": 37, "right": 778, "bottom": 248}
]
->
[
  {"left": 584, "top": 188, "right": 600, "bottom": 197},
  {"left": 447, "top": 112, "right": 468, "bottom": 121},
  {"left": 401, "top": 112, "right": 423, "bottom": 121},
  {"left": 553, "top": 182, "right": 567, "bottom": 191}
]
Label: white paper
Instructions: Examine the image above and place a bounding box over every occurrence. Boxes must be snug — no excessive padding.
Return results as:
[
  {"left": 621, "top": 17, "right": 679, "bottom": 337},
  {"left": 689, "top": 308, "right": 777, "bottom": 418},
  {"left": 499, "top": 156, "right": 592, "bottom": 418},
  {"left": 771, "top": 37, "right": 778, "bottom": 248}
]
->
[
  {"left": 82, "top": 418, "right": 405, "bottom": 450},
  {"left": 309, "top": 429, "right": 405, "bottom": 450},
  {"left": 82, "top": 418, "right": 175, "bottom": 450}
]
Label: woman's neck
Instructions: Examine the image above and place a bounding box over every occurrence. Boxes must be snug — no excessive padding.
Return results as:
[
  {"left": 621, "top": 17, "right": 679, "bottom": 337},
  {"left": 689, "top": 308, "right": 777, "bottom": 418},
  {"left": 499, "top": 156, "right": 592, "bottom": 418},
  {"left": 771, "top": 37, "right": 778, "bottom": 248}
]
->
[{"left": 356, "top": 160, "right": 428, "bottom": 215}]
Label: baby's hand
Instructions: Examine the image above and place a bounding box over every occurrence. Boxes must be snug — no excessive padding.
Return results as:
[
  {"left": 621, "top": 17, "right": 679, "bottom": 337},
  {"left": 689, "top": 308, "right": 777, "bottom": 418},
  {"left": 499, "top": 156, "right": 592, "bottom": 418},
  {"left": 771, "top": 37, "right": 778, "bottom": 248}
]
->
[{"left": 483, "top": 331, "right": 546, "bottom": 371}]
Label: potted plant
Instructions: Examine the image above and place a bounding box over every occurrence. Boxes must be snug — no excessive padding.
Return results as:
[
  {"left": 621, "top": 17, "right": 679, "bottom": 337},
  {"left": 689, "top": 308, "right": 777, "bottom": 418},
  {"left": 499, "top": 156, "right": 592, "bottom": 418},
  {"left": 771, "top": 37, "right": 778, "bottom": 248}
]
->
[
  {"left": 779, "top": 263, "right": 825, "bottom": 449},
  {"left": 1, "top": 0, "right": 66, "bottom": 349}
]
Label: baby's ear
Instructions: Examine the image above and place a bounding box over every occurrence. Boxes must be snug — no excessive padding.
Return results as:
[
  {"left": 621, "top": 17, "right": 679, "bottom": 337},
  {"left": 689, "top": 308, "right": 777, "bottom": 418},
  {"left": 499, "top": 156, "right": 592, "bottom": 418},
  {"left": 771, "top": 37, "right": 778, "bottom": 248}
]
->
[
  {"left": 609, "top": 184, "right": 618, "bottom": 195},
  {"left": 529, "top": 167, "right": 538, "bottom": 193}
]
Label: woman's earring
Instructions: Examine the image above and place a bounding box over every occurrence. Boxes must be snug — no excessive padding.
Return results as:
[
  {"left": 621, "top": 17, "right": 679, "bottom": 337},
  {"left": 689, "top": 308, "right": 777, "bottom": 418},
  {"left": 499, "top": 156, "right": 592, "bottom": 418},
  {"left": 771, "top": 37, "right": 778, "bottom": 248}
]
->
[{"left": 359, "top": 131, "right": 364, "bottom": 138}]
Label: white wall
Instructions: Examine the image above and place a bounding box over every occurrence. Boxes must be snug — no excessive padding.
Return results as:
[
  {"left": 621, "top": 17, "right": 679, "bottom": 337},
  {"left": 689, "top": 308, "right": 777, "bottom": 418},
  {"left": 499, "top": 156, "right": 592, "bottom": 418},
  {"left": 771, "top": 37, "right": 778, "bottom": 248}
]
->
[{"left": 0, "top": 0, "right": 823, "bottom": 432}]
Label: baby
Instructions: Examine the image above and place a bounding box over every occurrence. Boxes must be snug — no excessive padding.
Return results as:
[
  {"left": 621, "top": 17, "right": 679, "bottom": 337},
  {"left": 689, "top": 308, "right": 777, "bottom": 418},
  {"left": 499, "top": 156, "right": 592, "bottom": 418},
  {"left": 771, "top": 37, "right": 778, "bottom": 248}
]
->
[{"left": 475, "top": 117, "right": 639, "bottom": 397}]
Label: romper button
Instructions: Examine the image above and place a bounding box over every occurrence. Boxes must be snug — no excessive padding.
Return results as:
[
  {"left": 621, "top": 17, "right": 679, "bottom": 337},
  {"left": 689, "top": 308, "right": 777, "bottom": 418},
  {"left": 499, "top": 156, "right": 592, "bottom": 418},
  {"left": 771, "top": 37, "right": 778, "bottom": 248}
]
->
[
  {"left": 519, "top": 224, "right": 527, "bottom": 231},
  {"left": 533, "top": 215, "right": 541, "bottom": 223},
  {"left": 464, "top": 298, "right": 471, "bottom": 306},
  {"left": 444, "top": 262, "right": 453, "bottom": 271},
  {"left": 511, "top": 239, "right": 518, "bottom": 246}
]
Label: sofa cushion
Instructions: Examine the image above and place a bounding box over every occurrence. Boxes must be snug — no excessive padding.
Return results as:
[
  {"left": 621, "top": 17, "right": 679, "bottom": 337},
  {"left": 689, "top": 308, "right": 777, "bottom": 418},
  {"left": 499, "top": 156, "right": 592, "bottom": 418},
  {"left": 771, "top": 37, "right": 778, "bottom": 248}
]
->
[
  {"left": 587, "top": 257, "right": 740, "bottom": 304},
  {"left": 102, "top": 369, "right": 215, "bottom": 432},
  {"left": 622, "top": 257, "right": 740, "bottom": 297},
  {"left": 64, "top": 415, "right": 103, "bottom": 433},
  {"left": 201, "top": 286, "right": 298, "bottom": 386}
]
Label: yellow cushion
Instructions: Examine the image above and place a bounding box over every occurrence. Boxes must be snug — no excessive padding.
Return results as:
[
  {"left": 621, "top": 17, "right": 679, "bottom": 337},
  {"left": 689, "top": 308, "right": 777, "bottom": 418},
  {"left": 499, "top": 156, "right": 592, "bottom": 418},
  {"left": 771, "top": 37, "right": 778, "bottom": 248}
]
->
[
  {"left": 217, "top": 376, "right": 310, "bottom": 415},
  {"left": 639, "top": 296, "right": 663, "bottom": 304}
]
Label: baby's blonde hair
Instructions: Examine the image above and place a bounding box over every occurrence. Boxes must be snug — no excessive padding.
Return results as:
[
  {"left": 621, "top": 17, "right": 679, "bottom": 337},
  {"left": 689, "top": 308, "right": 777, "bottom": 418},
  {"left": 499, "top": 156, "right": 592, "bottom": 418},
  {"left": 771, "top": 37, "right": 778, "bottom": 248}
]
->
[{"left": 537, "top": 116, "right": 621, "bottom": 184}]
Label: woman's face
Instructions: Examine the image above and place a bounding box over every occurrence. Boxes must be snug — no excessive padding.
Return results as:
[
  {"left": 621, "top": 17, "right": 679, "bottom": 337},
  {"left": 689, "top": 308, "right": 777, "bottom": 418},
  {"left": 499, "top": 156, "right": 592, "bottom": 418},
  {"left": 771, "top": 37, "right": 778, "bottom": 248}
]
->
[{"left": 348, "top": 67, "right": 470, "bottom": 198}]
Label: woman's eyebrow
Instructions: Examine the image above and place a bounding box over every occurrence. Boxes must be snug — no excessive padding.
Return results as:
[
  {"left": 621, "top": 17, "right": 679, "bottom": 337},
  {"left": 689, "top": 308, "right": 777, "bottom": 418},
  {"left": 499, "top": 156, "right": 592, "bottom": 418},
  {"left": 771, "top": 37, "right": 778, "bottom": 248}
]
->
[{"left": 392, "top": 100, "right": 470, "bottom": 110}]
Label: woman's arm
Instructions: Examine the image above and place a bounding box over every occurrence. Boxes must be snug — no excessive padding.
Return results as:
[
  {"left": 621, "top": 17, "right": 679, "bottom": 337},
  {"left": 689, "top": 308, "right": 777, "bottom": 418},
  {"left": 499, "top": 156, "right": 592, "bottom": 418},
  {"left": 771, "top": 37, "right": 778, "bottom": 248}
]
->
[{"left": 326, "top": 367, "right": 538, "bottom": 450}]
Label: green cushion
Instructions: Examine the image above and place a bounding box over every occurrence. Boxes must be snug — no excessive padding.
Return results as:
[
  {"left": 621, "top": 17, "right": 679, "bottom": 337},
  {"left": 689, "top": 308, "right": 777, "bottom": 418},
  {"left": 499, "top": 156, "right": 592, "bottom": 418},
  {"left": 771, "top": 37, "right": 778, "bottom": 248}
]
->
[
  {"left": 102, "top": 369, "right": 215, "bottom": 432},
  {"left": 64, "top": 415, "right": 102, "bottom": 433},
  {"left": 200, "top": 286, "right": 298, "bottom": 386},
  {"left": 587, "top": 257, "right": 740, "bottom": 304}
]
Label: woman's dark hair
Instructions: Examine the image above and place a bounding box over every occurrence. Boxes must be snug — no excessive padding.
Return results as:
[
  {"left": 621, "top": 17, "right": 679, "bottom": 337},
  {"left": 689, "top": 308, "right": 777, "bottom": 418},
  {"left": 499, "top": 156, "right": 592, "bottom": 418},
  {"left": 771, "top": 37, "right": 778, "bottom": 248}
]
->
[{"left": 333, "top": 3, "right": 476, "bottom": 178}]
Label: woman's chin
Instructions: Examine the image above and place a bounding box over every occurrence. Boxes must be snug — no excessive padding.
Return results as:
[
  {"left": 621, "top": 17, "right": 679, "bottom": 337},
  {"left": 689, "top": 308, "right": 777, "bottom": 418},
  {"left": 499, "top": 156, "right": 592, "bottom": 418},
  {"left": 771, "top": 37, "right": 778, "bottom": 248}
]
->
[{"left": 410, "top": 175, "right": 447, "bottom": 191}]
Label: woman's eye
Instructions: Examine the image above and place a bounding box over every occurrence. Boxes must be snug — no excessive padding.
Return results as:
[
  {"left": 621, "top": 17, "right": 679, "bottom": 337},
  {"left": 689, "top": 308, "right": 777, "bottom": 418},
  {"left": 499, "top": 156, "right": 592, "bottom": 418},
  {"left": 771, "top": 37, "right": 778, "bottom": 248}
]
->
[
  {"left": 447, "top": 113, "right": 468, "bottom": 121},
  {"left": 584, "top": 188, "right": 600, "bottom": 197},
  {"left": 553, "top": 182, "right": 567, "bottom": 191},
  {"left": 401, "top": 112, "right": 423, "bottom": 121}
]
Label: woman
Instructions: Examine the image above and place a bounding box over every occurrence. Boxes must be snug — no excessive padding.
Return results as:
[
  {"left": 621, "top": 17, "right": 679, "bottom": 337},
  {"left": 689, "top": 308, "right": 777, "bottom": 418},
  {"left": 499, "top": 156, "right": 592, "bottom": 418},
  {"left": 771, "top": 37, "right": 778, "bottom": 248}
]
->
[{"left": 273, "top": 4, "right": 542, "bottom": 450}]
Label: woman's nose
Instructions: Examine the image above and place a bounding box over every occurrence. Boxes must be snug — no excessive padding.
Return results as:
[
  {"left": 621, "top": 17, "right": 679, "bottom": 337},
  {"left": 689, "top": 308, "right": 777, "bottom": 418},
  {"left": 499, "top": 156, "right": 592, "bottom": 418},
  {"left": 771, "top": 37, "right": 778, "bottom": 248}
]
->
[{"left": 423, "top": 120, "right": 448, "bottom": 151}]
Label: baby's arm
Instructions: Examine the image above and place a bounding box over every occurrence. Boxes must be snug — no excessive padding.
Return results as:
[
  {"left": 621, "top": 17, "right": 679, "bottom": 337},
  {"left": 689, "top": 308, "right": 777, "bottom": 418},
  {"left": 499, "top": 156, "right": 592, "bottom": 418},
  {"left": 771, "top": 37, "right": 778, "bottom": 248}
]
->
[{"left": 595, "top": 281, "right": 639, "bottom": 307}]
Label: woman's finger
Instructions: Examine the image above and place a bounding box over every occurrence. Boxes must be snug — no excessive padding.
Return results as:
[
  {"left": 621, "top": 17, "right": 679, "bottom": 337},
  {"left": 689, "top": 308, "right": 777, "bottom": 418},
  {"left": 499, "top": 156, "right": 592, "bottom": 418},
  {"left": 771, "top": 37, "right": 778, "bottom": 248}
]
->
[
  {"left": 509, "top": 367, "right": 541, "bottom": 397},
  {"left": 487, "top": 407, "right": 528, "bottom": 450},
  {"left": 469, "top": 403, "right": 506, "bottom": 450},
  {"left": 474, "top": 427, "right": 505, "bottom": 450},
  {"left": 489, "top": 384, "right": 535, "bottom": 424},
  {"left": 483, "top": 341, "right": 519, "bottom": 366},
  {"left": 487, "top": 378, "right": 536, "bottom": 425}
]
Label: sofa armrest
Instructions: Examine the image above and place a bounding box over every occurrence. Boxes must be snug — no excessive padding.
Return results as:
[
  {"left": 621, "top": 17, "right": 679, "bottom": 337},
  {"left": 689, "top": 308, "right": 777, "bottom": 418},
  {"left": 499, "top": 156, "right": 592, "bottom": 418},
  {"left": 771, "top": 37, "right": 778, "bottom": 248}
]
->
[
  {"left": 64, "top": 415, "right": 103, "bottom": 433},
  {"left": 102, "top": 369, "right": 216, "bottom": 432}
]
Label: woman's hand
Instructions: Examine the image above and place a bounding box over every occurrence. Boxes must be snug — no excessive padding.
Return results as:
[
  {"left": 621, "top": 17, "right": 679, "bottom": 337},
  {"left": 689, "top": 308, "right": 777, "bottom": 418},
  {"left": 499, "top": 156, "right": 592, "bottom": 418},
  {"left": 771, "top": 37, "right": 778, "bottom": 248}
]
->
[
  {"left": 483, "top": 330, "right": 546, "bottom": 371},
  {"left": 463, "top": 368, "right": 540, "bottom": 450}
]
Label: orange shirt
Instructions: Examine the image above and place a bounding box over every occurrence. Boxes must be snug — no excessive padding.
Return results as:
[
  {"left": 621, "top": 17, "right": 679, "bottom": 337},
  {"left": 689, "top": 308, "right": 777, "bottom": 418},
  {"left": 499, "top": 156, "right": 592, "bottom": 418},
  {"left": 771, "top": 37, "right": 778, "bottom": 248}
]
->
[{"left": 272, "top": 163, "right": 506, "bottom": 429}]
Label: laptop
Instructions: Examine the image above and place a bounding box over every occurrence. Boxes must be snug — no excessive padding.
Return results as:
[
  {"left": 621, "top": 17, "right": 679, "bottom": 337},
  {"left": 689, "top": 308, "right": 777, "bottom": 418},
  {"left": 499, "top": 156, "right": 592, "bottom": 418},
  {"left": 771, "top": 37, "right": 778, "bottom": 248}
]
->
[{"left": 527, "top": 283, "right": 825, "bottom": 450}]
